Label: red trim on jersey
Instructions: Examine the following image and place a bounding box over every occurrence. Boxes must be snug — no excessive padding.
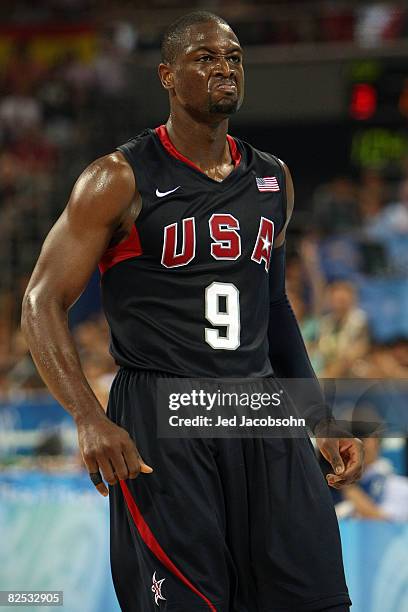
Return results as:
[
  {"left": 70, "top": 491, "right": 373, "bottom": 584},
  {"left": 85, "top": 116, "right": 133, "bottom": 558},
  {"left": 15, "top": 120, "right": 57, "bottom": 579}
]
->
[
  {"left": 226, "top": 133, "right": 241, "bottom": 167},
  {"left": 98, "top": 224, "right": 142, "bottom": 275},
  {"left": 155, "top": 124, "right": 241, "bottom": 173},
  {"left": 120, "top": 480, "right": 217, "bottom": 611}
]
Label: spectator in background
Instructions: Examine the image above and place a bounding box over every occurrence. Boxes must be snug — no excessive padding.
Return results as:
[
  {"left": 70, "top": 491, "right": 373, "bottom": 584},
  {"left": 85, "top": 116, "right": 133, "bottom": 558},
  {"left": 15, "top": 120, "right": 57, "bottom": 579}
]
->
[
  {"left": 0, "top": 92, "right": 42, "bottom": 144},
  {"left": 1, "top": 40, "right": 46, "bottom": 97},
  {"left": 286, "top": 237, "right": 324, "bottom": 307},
  {"left": 368, "top": 177, "right": 408, "bottom": 238},
  {"left": 287, "top": 288, "right": 323, "bottom": 373},
  {"left": 318, "top": 280, "right": 369, "bottom": 377},
  {"left": 358, "top": 168, "right": 387, "bottom": 228},
  {"left": 37, "top": 56, "right": 77, "bottom": 147},
  {"left": 360, "top": 168, "right": 388, "bottom": 200},
  {"left": 0, "top": 151, "right": 26, "bottom": 204},
  {"left": 312, "top": 176, "right": 360, "bottom": 236},
  {"left": 5, "top": 325, "right": 44, "bottom": 392},
  {"left": 62, "top": 49, "right": 96, "bottom": 112},
  {"left": 9, "top": 122, "right": 58, "bottom": 176},
  {"left": 338, "top": 418, "right": 408, "bottom": 521},
  {"left": 287, "top": 237, "right": 326, "bottom": 373},
  {"left": 93, "top": 31, "right": 129, "bottom": 99},
  {"left": 0, "top": 40, "right": 45, "bottom": 145},
  {"left": 356, "top": 339, "right": 408, "bottom": 378},
  {"left": 356, "top": 3, "right": 407, "bottom": 47},
  {"left": 358, "top": 187, "right": 383, "bottom": 229}
]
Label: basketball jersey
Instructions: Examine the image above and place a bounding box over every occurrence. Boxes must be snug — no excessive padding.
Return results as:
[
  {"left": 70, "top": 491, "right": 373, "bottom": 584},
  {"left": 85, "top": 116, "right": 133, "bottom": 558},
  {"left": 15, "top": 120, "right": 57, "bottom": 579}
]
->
[{"left": 99, "top": 125, "right": 287, "bottom": 377}]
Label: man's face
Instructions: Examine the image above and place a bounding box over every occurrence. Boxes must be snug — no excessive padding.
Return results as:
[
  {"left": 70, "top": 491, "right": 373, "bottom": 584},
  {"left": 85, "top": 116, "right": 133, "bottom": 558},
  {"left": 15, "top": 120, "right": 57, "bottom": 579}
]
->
[
  {"left": 161, "top": 21, "right": 244, "bottom": 119},
  {"left": 329, "top": 284, "right": 355, "bottom": 317}
]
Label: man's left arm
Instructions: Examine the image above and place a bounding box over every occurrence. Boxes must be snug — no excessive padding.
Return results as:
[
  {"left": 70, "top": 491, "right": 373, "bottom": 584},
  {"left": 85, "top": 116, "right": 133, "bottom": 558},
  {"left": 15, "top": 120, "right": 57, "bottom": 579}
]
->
[{"left": 268, "top": 161, "right": 364, "bottom": 488}]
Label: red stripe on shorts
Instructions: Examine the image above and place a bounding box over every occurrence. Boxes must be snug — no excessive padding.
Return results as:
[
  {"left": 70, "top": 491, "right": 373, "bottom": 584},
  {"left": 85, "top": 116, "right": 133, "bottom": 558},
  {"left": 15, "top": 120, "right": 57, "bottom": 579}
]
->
[{"left": 120, "top": 480, "right": 217, "bottom": 611}]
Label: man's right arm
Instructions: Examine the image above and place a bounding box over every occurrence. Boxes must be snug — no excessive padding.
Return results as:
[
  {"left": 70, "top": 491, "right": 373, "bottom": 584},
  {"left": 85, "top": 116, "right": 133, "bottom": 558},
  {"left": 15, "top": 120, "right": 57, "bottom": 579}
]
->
[{"left": 21, "top": 152, "right": 152, "bottom": 497}]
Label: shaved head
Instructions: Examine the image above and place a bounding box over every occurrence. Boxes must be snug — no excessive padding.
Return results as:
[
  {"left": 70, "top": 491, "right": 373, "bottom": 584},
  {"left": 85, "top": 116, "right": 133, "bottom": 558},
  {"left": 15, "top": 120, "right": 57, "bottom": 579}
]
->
[{"left": 161, "top": 11, "right": 231, "bottom": 64}]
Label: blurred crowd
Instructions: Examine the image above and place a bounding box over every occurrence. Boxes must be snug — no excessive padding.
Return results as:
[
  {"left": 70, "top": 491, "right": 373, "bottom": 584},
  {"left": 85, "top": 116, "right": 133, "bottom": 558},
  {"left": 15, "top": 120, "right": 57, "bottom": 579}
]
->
[
  {"left": 0, "top": 20, "right": 138, "bottom": 397},
  {"left": 286, "top": 167, "right": 408, "bottom": 383},
  {"left": 0, "top": 1, "right": 407, "bottom": 50}
]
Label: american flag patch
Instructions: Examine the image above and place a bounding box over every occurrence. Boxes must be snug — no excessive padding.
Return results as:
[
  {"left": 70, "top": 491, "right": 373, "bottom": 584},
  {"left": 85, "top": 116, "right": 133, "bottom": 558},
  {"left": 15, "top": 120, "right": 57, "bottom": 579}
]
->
[{"left": 256, "top": 176, "right": 280, "bottom": 192}]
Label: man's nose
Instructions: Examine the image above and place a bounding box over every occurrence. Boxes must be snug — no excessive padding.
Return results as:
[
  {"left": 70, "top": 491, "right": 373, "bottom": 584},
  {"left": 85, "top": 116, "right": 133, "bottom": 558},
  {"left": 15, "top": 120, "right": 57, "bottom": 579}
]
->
[{"left": 213, "top": 56, "right": 234, "bottom": 78}]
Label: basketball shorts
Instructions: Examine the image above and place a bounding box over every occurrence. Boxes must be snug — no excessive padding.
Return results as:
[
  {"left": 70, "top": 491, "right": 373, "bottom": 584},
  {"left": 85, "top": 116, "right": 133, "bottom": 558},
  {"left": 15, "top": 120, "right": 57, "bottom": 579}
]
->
[{"left": 107, "top": 368, "right": 351, "bottom": 612}]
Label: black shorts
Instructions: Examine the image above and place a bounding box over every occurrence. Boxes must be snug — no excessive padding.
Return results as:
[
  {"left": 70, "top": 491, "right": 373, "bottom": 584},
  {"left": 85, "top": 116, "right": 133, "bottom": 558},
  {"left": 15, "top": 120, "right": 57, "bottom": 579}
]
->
[{"left": 107, "top": 368, "right": 351, "bottom": 612}]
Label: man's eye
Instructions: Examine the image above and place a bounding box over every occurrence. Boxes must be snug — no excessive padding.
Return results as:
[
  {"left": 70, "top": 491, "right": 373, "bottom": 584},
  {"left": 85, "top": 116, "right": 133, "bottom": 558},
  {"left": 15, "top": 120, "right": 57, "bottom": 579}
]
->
[
  {"left": 198, "top": 55, "right": 212, "bottom": 62},
  {"left": 228, "top": 56, "right": 241, "bottom": 63}
]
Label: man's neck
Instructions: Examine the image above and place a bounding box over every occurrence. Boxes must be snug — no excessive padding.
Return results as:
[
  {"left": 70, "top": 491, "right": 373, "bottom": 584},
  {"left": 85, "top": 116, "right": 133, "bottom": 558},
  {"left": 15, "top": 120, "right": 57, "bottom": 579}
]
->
[{"left": 165, "top": 108, "right": 232, "bottom": 174}]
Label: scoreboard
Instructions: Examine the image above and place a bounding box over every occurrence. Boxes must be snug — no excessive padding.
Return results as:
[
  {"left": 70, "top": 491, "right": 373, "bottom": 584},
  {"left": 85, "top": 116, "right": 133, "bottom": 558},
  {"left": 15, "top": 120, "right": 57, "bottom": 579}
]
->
[
  {"left": 348, "top": 59, "right": 408, "bottom": 168},
  {"left": 349, "top": 59, "right": 408, "bottom": 122}
]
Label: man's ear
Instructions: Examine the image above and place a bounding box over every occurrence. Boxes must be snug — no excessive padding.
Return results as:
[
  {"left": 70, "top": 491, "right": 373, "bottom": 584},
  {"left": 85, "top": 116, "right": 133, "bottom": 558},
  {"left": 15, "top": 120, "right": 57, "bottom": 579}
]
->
[{"left": 158, "top": 63, "right": 174, "bottom": 90}]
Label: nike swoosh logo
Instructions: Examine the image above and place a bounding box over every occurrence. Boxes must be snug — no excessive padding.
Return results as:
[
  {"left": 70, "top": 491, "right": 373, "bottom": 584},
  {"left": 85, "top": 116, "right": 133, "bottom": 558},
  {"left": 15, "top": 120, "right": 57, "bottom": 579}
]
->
[{"left": 156, "top": 186, "right": 181, "bottom": 198}]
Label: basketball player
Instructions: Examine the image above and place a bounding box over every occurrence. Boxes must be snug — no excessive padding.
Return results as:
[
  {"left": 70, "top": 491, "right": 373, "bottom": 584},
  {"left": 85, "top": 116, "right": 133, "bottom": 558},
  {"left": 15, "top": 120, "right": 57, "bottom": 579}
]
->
[{"left": 22, "top": 12, "right": 363, "bottom": 612}]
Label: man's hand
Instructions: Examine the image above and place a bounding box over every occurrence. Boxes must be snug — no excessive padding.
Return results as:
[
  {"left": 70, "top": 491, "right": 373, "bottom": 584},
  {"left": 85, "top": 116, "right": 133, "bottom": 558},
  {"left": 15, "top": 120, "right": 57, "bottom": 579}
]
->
[
  {"left": 315, "top": 419, "right": 364, "bottom": 489},
  {"left": 77, "top": 414, "right": 153, "bottom": 497}
]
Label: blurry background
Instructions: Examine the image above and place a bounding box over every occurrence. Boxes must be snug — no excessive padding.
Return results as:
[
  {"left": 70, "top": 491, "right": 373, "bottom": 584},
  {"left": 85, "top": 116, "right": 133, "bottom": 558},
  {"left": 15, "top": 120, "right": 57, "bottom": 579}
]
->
[{"left": 0, "top": 1, "right": 408, "bottom": 611}]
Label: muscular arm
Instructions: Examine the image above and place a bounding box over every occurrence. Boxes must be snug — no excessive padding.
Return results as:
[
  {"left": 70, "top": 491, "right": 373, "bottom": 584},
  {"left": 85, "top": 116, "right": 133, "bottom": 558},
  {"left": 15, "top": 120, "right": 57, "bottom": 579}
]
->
[
  {"left": 21, "top": 152, "right": 152, "bottom": 496},
  {"left": 268, "top": 163, "right": 364, "bottom": 487}
]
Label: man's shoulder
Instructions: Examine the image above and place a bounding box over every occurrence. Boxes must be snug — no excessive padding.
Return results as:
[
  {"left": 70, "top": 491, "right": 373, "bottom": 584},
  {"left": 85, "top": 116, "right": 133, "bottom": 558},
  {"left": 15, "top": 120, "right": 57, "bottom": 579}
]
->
[
  {"left": 233, "top": 135, "right": 284, "bottom": 170},
  {"left": 84, "top": 151, "right": 134, "bottom": 185},
  {"left": 117, "top": 128, "right": 155, "bottom": 157}
]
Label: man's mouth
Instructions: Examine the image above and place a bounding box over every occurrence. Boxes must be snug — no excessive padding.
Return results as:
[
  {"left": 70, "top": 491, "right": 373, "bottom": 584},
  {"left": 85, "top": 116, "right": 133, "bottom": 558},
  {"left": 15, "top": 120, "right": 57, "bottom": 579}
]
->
[{"left": 213, "top": 81, "right": 237, "bottom": 93}]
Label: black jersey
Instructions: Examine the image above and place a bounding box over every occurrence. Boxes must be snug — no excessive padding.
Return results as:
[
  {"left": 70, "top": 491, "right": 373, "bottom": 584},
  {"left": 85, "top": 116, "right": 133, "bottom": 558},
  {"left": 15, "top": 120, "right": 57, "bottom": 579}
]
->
[{"left": 99, "top": 125, "right": 287, "bottom": 377}]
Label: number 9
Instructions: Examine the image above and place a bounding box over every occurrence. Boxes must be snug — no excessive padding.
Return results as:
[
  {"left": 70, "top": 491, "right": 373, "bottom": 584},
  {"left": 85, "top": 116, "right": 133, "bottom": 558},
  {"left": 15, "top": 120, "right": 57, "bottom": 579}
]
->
[{"left": 205, "top": 282, "right": 240, "bottom": 350}]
